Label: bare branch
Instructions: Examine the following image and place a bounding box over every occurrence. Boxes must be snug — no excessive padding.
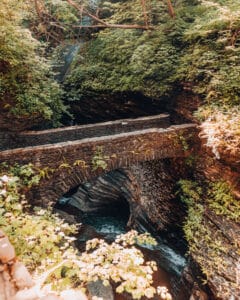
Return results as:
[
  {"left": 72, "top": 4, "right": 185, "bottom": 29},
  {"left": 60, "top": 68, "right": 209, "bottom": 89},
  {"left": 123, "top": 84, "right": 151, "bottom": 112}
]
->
[
  {"left": 66, "top": 0, "right": 152, "bottom": 30},
  {"left": 73, "top": 24, "right": 154, "bottom": 29},
  {"left": 66, "top": 0, "right": 108, "bottom": 26}
]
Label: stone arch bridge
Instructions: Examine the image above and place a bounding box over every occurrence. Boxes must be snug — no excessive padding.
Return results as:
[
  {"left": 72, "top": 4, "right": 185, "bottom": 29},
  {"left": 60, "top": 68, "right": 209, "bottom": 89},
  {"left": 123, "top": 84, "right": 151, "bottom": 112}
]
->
[{"left": 0, "top": 114, "right": 198, "bottom": 206}]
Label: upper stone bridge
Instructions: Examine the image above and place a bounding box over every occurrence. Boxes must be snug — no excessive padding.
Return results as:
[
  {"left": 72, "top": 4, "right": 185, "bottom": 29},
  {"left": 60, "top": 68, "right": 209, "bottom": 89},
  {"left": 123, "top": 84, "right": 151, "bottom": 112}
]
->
[{"left": 0, "top": 114, "right": 198, "bottom": 205}]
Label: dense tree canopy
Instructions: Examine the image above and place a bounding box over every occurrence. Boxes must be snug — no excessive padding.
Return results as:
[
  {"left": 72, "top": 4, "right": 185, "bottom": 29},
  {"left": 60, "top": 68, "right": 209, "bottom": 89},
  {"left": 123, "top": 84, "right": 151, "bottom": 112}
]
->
[
  {"left": 63, "top": 0, "right": 194, "bottom": 100},
  {"left": 0, "top": 0, "right": 65, "bottom": 128}
]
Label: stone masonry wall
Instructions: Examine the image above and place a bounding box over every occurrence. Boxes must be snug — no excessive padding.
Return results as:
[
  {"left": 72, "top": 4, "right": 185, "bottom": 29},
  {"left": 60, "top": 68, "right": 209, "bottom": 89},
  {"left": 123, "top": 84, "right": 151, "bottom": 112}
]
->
[
  {"left": 0, "top": 114, "right": 170, "bottom": 150},
  {"left": 0, "top": 124, "right": 198, "bottom": 206}
]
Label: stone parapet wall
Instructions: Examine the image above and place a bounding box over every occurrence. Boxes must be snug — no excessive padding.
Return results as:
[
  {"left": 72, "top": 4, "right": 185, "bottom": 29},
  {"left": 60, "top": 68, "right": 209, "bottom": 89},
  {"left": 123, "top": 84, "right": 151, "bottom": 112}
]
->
[
  {"left": 0, "top": 124, "right": 197, "bottom": 168},
  {"left": 0, "top": 114, "right": 170, "bottom": 150},
  {"left": 0, "top": 122, "right": 198, "bottom": 206},
  {"left": 11, "top": 124, "right": 196, "bottom": 206}
]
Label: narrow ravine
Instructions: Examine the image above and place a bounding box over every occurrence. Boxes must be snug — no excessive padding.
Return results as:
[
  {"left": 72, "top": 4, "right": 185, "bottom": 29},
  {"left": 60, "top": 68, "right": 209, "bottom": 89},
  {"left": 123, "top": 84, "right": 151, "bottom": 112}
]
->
[{"left": 55, "top": 167, "right": 190, "bottom": 300}]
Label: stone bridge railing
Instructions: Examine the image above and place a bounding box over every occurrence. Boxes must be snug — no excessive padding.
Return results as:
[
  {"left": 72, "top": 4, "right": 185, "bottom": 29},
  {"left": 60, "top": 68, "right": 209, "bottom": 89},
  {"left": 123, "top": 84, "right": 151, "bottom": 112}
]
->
[
  {"left": 0, "top": 114, "right": 170, "bottom": 150},
  {"left": 0, "top": 123, "right": 198, "bottom": 206}
]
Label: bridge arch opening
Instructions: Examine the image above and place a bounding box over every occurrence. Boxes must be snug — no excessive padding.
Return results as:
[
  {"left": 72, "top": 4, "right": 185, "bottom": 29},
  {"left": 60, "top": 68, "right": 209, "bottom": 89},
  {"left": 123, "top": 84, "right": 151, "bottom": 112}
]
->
[{"left": 54, "top": 168, "right": 137, "bottom": 233}]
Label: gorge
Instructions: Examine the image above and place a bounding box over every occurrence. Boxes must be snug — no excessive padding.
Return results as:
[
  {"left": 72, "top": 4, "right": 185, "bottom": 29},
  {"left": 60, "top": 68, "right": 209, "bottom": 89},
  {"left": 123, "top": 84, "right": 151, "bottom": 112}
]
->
[{"left": 0, "top": 0, "right": 240, "bottom": 299}]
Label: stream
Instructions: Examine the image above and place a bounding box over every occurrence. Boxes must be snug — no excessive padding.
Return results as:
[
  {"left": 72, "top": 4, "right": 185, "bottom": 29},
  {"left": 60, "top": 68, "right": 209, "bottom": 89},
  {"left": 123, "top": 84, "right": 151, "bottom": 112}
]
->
[{"left": 57, "top": 196, "right": 188, "bottom": 300}]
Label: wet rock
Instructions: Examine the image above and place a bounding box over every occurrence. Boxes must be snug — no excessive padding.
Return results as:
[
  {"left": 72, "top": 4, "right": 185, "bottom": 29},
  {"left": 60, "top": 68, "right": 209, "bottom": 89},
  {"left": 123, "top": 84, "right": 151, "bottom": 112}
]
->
[
  {"left": 67, "top": 169, "right": 132, "bottom": 215},
  {"left": 53, "top": 208, "right": 78, "bottom": 224}
]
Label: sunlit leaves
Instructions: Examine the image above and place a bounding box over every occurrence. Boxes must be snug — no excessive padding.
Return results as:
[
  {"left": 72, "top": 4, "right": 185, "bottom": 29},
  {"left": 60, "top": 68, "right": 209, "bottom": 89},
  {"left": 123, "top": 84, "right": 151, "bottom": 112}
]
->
[
  {"left": 0, "top": 0, "right": 65, "bottom": 125},
  {"left": 199, "top": 106, "right": 240, "bottom": 158},
  {"left": 0, "top": 164, "right": 172, "bottom": 299},
  {"left": 76, "top": 231, "right": 163, "bottom": 299}
]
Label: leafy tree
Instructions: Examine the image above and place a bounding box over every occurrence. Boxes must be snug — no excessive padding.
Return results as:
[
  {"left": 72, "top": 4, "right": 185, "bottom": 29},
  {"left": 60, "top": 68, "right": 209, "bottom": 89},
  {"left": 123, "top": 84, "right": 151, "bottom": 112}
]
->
[
  {"left": 176, "top": 0, "right": 240, "bottom": 154},
  {"left": 178, "top": 0, "right": 240, "bottom": 108},
  {"left": 0, "top": 0, "right": 66, "bottom": 129},
  {"left": 63, "top": 0, "right": 197, "bottom": 102}
]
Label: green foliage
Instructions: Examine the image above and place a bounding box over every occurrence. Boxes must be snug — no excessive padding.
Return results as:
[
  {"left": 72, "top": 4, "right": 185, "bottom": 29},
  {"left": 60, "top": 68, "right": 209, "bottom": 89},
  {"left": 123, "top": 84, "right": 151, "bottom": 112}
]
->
[
  {"left": 29, "top": 0, "right": 81, "bottom": 43},
  {"left": 178, "top": 134, "right": 190, "bottom": 151},
  {"left": 178, "top": 0, "right": 240, "bottom": 110},
  {"left": 7, "top": 163, "right": 41, "bottom": 187},
  {"left": 92, "top": 146, "right": 109, "bottom": 170},
  {"left": 177, "top": 180, "right": 206, "bottom": 252},
  {"left": 1, "top": 163, "right": 171, "bottom": 299},
  {"left": 68, "top": 231, "right": 170, "bottom": 299},
  {"left": 65, "top": 28, "right": 179, "bottom": 100},
  {"left": 177, "top": 179, "right": 202, "bottom": 206},
  {"left": 0, "top": 0, "right": 66, "bottom": 125},
  {"left": 185, "top": 154, "right": 196, "bottom": 168},
  {"left": 0, "top": 164, "right": 77, "bottom": 273},
  {"left": 177, "top": 179, "right": 239, "bottom": 296},
  {"left": 208, "top": 181, "right": 240, "bottom": 221},
  {"left": 64, "top": 0, "right": 198, "bottom": 101}
]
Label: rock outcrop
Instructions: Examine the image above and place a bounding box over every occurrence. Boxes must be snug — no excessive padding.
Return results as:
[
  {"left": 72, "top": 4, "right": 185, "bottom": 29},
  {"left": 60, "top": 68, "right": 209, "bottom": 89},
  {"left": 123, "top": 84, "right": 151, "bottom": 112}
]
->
[{"left": 174, "top": 91, "right": 240, "bottom": 300}]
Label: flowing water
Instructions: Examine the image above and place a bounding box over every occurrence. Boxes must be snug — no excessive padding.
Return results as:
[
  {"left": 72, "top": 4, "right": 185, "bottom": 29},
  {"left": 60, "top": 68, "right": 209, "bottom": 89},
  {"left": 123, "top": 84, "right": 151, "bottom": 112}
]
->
[{"left": 72, "top": 209, "right": 187, "bottom": 300}]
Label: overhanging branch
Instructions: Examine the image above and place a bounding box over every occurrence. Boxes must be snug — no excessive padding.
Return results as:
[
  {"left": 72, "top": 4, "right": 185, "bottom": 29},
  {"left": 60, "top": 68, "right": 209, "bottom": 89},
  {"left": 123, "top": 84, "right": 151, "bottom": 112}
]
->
[
  {"left": 72, "top": 24, "right": 154, "bottom": 29},
  {"left": 66, "top": 0, "right": 152, "bottom": 30}
]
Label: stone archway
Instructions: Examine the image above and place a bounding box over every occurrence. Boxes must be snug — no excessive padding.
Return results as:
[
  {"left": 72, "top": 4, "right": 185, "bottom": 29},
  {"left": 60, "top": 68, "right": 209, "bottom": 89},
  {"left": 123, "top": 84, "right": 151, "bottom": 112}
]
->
[{"left": 54, "top": 168, "right": 141, "bottom": 228}]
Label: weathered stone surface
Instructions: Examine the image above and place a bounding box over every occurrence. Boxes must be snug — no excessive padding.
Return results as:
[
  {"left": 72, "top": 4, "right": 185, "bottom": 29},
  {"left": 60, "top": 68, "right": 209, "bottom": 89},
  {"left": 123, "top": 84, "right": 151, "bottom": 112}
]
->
[
  {"left": 197, "top": 143, "right": 240, "bottom": 199},
  {"left": 0, "top": 235, "right": 15, "bottom": 264},
  {"left": 0, "top": 232, "right": 33, "bottom": 300},
  {"left": 66, "top": 169, "right": 132, "bottom": 214},
  {"left": 173, "top": 91, "right": 240, "bottom": 300},
  {"left": 0, "top": 114, "right": 170, "bottom": 151},
  {"left": 11, "top": 262, "right": 34, "bottom": 290},
  {"left": 126, "top": 159, "right": 189, "bottom": 251},
  {"left": 0, "top": 124, "right": 198, "bottom": 206},
  {"left": 61, "top": 159, "right": 196, "bottom": 298}
]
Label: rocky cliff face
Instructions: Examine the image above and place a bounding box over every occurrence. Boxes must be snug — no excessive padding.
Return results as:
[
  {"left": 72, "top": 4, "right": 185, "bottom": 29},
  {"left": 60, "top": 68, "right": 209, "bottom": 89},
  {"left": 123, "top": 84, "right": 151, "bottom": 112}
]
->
[
  {"left": 186, "top": 150, "right": 240, "bottom": 300},
  {"left": 126, "top": 160, "right": 188, "bottom": 248},
  {"left": 60, "top": 159, "right": 189, "bottom": 249},
  {"left": 173, "top": 91, "right": 240, "bottom": 300}
]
